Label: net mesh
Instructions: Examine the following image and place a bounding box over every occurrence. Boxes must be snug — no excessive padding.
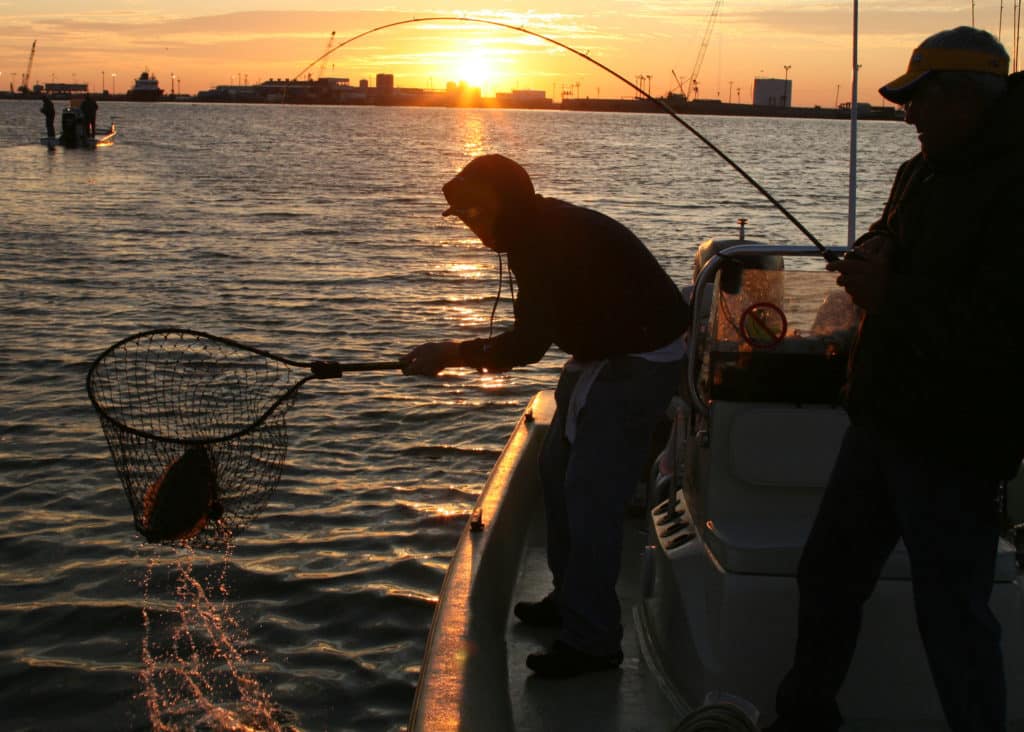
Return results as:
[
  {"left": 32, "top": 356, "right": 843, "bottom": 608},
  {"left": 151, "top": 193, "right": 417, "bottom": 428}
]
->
[{"left": 87, "top": 330, "right": 306, "bottom": 548}]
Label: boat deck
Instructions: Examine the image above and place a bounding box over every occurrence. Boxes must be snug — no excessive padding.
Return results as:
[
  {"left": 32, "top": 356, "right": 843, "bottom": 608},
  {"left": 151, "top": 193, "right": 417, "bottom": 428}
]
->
[
  {"left": 506, "top": 503, "right": 684, "bottom": 731},
  {"left": 505, "top": 463, "right": 975, "bottom": 731},
  {"left": 409, "top": 390, "right": 1022, "bottom": 731}
]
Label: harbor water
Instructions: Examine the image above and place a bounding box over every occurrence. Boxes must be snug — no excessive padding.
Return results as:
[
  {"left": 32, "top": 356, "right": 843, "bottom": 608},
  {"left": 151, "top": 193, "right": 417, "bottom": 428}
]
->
[{"left": 0, "top": 98, "right": 917, "bottom": 731}]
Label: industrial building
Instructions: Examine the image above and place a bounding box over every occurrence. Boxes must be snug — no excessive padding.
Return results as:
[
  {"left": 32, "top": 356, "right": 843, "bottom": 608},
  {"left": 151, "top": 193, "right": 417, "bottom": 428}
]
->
[{"left": 753, "top": 77, "right": 793, "bottom": 107}]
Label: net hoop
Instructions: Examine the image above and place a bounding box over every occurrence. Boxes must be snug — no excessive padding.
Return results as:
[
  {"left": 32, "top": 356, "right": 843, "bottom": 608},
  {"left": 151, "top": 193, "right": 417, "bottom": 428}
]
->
[
  {"left": 86, "top": 328, "right": 314, "bottom": 547},
  {"left": 87, "top": 327, "right": 313, "bottom": 446}
]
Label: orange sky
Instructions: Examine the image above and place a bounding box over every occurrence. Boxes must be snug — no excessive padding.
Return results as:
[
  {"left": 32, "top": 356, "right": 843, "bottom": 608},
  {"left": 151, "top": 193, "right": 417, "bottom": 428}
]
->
[{"left": 1, "top": 3, "right": 1016, "bottom": 107}]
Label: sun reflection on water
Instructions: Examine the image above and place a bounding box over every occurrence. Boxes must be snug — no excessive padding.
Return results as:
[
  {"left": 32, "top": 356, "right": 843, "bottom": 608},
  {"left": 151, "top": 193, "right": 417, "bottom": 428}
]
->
[
  {"left": 459, "top": 116, "right": 487, "bottom": 159},
  {"left": 441, "top": 262, "right": 490, "bottom": 279}
]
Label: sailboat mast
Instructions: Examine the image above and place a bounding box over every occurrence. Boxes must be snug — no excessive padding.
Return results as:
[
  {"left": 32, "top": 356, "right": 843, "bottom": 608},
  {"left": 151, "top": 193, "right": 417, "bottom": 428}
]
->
[{"left": 847, "top": 0, "right": 860, "bottom": 248}]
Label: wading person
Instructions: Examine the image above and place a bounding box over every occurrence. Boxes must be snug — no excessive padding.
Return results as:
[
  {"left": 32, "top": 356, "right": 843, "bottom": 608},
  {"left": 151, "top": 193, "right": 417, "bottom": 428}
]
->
[
  {"left": 765, "top": 27, "right": 1024, "bottom": 732},
  {"left": 401, "top": 154, "right": 689, "bottom": 678}
]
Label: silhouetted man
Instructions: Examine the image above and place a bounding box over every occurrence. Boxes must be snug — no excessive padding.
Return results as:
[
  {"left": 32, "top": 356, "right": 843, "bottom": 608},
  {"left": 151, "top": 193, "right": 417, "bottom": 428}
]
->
[
  {"left": 41, "top": 94, "right": 56, "bottom": 138},
  {"left": 80, "top": 93, "right": 98, "bottom": 137},
  {"left": 765, "top": 26, "right": 1022, "bottom": 732}
]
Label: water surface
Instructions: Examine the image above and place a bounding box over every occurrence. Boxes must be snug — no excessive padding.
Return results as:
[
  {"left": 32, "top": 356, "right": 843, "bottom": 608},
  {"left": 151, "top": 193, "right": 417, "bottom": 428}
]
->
[{"left": 0, "top": 98, "right": 918, "bottom": 730}]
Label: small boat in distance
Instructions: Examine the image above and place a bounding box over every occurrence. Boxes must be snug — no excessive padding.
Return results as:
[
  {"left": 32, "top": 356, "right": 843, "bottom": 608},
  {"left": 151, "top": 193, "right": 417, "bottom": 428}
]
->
[
  {"left": 40, "top": 105, "right": 116, "bottom": 149},
  {"left": 126, "top": 69, "right": 164, "bottom": 101}
]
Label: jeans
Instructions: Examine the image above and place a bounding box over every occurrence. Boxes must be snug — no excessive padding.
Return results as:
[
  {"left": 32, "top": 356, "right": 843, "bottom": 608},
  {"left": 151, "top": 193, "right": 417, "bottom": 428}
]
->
[
  {"left": 538, "top": 355, "right": 682, "bottom": 656},
  {"left": 775, "top": 422, "right": 1005, "bottom": 732}
]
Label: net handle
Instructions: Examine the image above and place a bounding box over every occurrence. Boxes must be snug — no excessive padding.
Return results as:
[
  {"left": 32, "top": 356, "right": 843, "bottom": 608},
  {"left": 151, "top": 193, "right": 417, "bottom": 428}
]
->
[
  {"left": 86, "top": 328, "right": 403, "bottom": 446},
  {"left": 88, "top": 327, "right": 401, "bottom": 375},
  {"left": 310, "top": 360, "right": 402, "bottom": 378}
]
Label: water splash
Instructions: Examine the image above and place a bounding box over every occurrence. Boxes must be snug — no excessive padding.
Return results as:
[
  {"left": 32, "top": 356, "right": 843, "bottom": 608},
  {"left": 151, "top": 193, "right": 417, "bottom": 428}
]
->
[{"left": 139, "top": 547, "right": 290, "bottom": 732}]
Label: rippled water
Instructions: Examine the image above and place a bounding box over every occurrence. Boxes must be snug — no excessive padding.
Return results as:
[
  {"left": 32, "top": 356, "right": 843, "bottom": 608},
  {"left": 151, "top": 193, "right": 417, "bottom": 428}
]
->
[{"left": 0, "top": 98, "right": 918, "bottom": 731}]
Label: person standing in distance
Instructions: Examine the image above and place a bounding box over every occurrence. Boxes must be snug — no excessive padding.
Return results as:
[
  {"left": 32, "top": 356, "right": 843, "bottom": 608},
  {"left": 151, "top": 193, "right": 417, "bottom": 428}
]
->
[
  {"left": 401, "top": 154, "right": 689, "bottom": 678},
  {"left": 41, "top": 94, "right": 56, "bottom": 139}
]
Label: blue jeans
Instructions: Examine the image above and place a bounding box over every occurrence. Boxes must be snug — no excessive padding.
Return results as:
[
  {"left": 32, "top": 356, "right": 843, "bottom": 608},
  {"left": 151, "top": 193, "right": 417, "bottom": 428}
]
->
[
  {"left": 539, "top": 355, "right": 682, "bottom": 656},
  {"left": 775, "top": 422, "right": 1005, "bottom": 732}
]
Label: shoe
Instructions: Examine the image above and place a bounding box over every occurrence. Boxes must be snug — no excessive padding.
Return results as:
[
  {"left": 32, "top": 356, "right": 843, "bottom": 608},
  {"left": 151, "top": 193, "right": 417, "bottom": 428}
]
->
[
  {"left": 513, "top": 594, "right": 561, "bottom": 627},
  {"left": 526, "top": 640, "right": 623, "bottom": 678}
]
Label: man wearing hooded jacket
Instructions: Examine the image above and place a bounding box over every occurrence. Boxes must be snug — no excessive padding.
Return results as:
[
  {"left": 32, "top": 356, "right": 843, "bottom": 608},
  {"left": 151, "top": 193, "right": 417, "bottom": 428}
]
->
[
  {"left": 401, "top": 154, "right": 689, "bottom": 678},
  {"left": 766, "top": 27, "right": 1024, "bottom": 732}
]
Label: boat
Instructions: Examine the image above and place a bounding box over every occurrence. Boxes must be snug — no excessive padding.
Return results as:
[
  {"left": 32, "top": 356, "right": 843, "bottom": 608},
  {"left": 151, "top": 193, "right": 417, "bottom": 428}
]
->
[
  {"left": 40, "top": 105, "right": 117, "bottom": 149},
  {"left": 126, "top": 69, "right": 164, "bottom": 101},
  {"left": 408, "top": 237, "right": 1024, "bottom": 730}
]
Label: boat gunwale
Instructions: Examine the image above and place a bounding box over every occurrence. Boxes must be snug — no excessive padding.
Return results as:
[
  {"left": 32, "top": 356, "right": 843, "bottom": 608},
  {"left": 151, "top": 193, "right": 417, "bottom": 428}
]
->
[{"left": 408, "top": 390, "right": 556, "bottom": 732}]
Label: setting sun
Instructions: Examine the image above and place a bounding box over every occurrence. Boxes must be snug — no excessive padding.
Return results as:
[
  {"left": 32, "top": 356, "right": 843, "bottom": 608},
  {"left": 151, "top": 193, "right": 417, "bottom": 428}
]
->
[{"left": 451, "top": 49, "right": 496, "bottom": 90}]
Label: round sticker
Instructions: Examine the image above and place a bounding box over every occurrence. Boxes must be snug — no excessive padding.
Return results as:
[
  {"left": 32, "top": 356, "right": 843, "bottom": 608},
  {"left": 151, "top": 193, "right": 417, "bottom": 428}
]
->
[{"left": 740, "top": 302, "right": 787, "bottom": 348}]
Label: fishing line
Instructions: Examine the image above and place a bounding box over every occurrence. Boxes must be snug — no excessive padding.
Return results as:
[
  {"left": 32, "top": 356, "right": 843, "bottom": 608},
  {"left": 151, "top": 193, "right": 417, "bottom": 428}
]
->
[
  {"left": 288, "top": 16, "right": 835, "bottom": 260},
  {"left": 486, "top": 252, "right": 517, "bottom": 338}
]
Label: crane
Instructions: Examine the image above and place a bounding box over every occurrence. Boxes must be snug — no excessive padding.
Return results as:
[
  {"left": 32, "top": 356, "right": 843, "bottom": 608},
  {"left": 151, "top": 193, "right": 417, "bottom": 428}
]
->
[
  {"left": 670, "top": 69, "right": 686, "bottom": 95},
  {"left": 318, "top": 31, "right": 336, "bottom": 80},
  {"left": 19, "top": 40, "right": 36, "bottom": 94},
  {"left": 686, "top": 0, "right": 723, "bottom": 100}
]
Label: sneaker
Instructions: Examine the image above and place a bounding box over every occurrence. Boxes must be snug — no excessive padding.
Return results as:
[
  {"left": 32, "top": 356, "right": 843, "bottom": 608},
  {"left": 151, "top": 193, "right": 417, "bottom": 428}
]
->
[
  {"left": 526, "top": 640, "right": 623, "bottom": 678},
  {"left": 513, "top": 594, "right": 561, "bottom": 627}
]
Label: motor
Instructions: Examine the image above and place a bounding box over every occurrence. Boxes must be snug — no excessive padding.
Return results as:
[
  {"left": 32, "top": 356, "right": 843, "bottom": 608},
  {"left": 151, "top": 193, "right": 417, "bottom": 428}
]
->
[{"left": 60, "top": 107, "right": 86, "bottom": 148}]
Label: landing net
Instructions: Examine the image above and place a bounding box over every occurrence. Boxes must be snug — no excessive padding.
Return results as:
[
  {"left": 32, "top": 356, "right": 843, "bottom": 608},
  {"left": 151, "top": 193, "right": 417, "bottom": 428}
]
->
[{"left": 87, "top": 329, "right": 306, "bottom": 548}]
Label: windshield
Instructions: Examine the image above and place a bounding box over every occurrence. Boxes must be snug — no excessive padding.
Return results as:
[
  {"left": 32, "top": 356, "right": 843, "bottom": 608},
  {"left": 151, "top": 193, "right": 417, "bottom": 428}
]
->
[{"left": 701, "top": 267, "right": 860, "bottom": 404}]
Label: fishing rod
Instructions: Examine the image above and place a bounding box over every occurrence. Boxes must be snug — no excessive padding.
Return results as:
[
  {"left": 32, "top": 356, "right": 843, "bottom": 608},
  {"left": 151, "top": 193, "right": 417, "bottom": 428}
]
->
[{"left": 288, "top": 16, "right": 835, "bottom": 260}]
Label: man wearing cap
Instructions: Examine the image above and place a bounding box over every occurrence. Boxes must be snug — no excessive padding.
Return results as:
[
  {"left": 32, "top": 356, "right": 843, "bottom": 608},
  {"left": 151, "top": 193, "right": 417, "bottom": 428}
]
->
[
  {"left": 765, "top": 26, "right": 1024, "bottom": 732},
  {"left": 401, "top": 154, "right": 689, "bottom": 678}
]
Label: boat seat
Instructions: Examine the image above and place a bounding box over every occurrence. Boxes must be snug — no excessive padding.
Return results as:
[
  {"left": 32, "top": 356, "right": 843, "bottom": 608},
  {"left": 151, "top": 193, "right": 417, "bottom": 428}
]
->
[{"left": 698, "top": 402, "right": 1018, "bottom": 580}]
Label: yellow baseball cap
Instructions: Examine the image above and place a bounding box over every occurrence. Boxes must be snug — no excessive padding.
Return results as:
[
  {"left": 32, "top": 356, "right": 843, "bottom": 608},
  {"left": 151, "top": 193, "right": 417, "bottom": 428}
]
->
[{"left": 880, "top": 45, "right": 1009, "bottom": 104}]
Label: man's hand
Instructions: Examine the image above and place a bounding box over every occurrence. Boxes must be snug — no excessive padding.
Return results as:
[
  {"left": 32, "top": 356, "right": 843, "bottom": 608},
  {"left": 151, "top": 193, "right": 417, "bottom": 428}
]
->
[
  {"left": 827, "top": 235, "right": 893, "bottom": 314},
  {"left": 400, "top": 341, "right": 462, "bottom": 376}
]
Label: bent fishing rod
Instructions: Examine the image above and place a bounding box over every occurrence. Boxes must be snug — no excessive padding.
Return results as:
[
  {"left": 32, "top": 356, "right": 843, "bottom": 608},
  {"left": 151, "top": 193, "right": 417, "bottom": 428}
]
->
[{"left": 288, "top": 15, "right": 835, "bottom": 261}]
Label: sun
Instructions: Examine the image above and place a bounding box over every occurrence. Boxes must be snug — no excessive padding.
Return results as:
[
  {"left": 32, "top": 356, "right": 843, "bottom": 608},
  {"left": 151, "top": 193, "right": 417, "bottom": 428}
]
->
[{"left": 452, "top": 49, "right": 494, "bottom": 89}]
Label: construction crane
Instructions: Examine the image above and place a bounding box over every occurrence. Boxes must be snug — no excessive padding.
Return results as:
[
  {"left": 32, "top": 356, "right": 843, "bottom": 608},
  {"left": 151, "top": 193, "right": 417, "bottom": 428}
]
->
[
  {"left": 317, "top": 31, "right": 336, "bottom": 80},
  {"left": 19, "top": 40, "right": 36, "bottom": 94},
  {"left": 686, "top": 0, "right": 723, "bottom": 100},
  {"left": 670, "top": 69, "right": 686, "bottom": 95}
]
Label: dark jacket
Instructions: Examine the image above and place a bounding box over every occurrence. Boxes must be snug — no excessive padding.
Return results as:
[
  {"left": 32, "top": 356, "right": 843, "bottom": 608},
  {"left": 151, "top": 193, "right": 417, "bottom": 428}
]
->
[
  {"left": 81, "top": 96, "right": 97, "bottom": 119},
  {"left": 459, "top": 197, "right": 689, "bottom": 372},
  {"left": 845, "top": 72, "right": 1024, "bottom": 478}
]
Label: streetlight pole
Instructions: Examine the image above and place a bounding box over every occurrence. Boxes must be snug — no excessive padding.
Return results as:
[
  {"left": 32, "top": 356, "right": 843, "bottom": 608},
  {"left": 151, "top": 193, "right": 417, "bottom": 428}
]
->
[
  {"left": 112, "top": 73, "right": 116, "bottom": 96},
  {"left": 783, "top": 64, "right": 791, "bottom": 106}
]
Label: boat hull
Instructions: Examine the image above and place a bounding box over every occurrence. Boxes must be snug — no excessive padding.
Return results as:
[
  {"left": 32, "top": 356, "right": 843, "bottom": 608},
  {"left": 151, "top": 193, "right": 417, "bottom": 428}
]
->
[{"left": 40, "top": 123, "right": 116, "bottom": 149}]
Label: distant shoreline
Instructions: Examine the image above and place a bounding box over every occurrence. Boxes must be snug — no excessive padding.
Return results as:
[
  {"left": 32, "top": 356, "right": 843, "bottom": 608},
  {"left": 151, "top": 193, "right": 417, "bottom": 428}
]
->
[{"left": 0, "top": 90, "right": 902, "bottom": 121}]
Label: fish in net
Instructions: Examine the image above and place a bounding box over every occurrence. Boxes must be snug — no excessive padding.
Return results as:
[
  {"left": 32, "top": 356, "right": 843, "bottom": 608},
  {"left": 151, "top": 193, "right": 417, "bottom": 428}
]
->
[{"left": 86, "top": 328, "right": 399, "bottom": 548}]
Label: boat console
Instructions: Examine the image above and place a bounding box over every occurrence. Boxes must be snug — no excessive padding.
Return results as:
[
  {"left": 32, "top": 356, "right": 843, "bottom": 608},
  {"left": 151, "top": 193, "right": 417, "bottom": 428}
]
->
[{"left": 688, "top": 241, "right": 857, "bottom": 409}]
